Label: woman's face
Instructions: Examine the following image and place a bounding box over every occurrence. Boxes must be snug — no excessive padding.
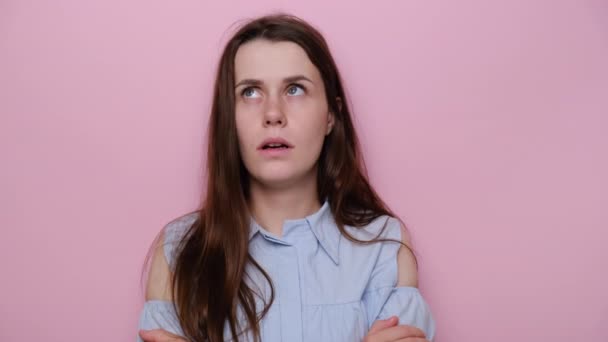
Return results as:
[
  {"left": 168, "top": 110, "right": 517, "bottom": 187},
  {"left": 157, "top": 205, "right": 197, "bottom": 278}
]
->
[{"left": 234, "top": 39, "right": 334, "bottom": 188}]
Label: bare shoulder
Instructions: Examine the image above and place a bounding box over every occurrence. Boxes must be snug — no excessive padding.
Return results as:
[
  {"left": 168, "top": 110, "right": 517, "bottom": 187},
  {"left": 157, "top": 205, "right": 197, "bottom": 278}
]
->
[
  {"left": 345, "top": 215, "right": 420, "bottom": 287},
  {"left": 145, "top": 212, "right": 199, "bottom": 301},
  {"left": 390, "top": 217, "right": 419, "bottom": 288},
  {"left": 145, "top": 229, "right": 174, "bottom": 301}
]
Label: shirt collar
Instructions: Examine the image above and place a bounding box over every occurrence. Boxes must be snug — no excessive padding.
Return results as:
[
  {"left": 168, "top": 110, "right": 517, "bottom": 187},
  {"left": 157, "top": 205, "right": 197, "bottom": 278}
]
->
[{"left": 248, "top": 198, "right": 340, "bottom": 265}]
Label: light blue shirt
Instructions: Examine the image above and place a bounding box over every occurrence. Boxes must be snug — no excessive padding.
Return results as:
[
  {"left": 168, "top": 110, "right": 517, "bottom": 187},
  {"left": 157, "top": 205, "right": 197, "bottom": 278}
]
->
[{"left": 137, "top": 199, "right": 435, "bottom": 341}]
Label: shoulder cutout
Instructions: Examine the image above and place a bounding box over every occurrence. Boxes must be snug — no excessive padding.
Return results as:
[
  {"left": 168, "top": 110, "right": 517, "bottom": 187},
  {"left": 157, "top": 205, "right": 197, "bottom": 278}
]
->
[
  {"left": 145, "top": 230, "right": 174, "bottom": 301},
  {"left": 395, "top": 219, "right": 419, "bottom": 287}
]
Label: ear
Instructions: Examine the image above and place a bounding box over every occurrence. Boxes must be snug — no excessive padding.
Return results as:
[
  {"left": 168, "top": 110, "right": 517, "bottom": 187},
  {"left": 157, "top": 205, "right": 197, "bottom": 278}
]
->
[
  {"left": 326, "top": 111, "right": 335, "bottom": 135},
  {"left": 326, "top": 97, "right": 341, "bottom": 135}
]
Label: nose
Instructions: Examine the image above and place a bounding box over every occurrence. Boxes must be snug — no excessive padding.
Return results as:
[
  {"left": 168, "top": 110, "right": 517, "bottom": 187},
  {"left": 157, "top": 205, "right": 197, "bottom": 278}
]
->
[{"left": 263, "top": 96, "right": 286, "bottom": 127}]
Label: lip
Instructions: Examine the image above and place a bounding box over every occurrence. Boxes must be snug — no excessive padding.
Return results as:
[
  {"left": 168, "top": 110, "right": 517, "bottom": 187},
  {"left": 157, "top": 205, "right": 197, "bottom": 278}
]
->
[
  {"left": 257, "top": 137, "right": 294, "bottom": 158},
  {"left": 257, "top": 137, "right": 294, "bottom": 150}
]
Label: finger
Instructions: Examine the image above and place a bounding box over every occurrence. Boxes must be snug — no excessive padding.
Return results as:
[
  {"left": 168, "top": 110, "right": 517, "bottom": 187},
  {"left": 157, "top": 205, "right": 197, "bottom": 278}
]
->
[
  {"left": 139, "top": 330, "right": 153, "bottom": 342},
  {"left": 368, "top": 316, "right": 398, "bottom": 334},
  {"left": 139, "top": 329, "right": 163, "bottom": 342},
  {"left": 139, "top": 329, "right": 182, "bottom": 342},
  {"left": 372, "top": 325, "right": 426, "bottom": 341}
]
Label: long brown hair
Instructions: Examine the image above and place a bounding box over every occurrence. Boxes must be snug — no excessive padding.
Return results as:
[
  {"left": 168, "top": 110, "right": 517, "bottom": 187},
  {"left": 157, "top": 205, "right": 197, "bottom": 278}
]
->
[{"left": 144, "top": 13, "right": 414, "bottom": 342}]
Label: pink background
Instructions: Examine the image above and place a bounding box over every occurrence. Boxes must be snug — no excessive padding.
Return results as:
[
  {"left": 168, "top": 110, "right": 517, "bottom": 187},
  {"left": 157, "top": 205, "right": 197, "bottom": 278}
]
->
[{"left": 1, "top": 1, "right": 607, "bottom": 341}]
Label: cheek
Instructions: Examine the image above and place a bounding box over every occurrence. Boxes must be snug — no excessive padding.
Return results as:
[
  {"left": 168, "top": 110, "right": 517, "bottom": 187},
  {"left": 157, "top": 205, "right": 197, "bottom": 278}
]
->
[
  {"left": 299, "top": 106, "right": 329, "bottom": 139},
  {"left": 235, "top": 104, "right": 256, "bottom": 136},
  {"left": 293, "top": 113, "right": 329, "bottom": 161},
  {"left": 290, "top": 95, "right": 328, "bottom": 125}
]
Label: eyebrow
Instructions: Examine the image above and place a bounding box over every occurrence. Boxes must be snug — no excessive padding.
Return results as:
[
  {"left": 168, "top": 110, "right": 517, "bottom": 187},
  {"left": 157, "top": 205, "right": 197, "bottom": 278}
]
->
[{"left": 234, "top": 75, "right": 314, "bottom": 88}]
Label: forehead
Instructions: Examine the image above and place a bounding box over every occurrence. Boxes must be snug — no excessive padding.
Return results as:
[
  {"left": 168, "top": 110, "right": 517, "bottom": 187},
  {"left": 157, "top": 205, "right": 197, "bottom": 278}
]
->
[{"left": 234, "top": 39, "right": 320, "bottom": 82}]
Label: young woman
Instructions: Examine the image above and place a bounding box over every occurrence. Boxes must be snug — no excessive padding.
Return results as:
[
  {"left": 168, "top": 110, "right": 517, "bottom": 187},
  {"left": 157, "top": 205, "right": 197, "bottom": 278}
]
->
[{"left": 137, "top": 13, "right": 435, "bottom": 342}]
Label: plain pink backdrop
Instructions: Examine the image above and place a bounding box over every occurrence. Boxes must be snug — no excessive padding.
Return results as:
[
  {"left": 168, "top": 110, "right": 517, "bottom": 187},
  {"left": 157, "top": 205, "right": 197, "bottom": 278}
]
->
[{"left": 1, "top": 1, "right": 607, "bottom": 341}]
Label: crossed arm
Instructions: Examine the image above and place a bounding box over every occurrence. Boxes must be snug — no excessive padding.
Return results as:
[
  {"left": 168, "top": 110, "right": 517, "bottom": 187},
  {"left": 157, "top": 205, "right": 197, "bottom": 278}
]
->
[{"left": 138, "top": 225, "right": 433, "bottom": 342}]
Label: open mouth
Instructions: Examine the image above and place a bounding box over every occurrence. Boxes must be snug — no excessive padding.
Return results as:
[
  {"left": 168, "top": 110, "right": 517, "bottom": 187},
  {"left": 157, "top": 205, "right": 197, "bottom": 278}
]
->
[{"left": 261, "top": 143, "right": 291, "bottom": 150}]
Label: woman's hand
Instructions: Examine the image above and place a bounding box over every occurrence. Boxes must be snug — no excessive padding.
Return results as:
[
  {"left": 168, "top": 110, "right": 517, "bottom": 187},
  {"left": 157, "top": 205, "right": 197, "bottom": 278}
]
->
[
  {"left": 139, "top": 329, "right": 187, "bottom": 342},
  {"left": 363, "top": 316, "right": 429, "bottom": 342}
]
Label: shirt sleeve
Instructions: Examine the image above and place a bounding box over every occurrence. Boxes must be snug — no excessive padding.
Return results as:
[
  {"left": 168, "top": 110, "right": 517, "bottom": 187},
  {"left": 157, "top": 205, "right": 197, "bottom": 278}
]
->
[
  {"left": 136, "top": 300, "right": 185, "bottom": 342},
  {"left": 361, "top": 217, "right": 436, "bottom": 341},
  {"left": 362, "top": 286, "right": 435, "bottom": 340}
]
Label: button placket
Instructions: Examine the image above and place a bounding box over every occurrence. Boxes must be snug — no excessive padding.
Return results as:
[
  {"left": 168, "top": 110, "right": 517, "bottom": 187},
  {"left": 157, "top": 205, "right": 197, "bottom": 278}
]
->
[{"left": 277, "top": 245, "right": 303, "bottom": 342}]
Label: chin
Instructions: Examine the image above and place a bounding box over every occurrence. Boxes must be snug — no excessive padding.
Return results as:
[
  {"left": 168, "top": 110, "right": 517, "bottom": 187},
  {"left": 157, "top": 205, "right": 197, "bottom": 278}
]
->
[
  {"left": 258, "top": 174, "right": 296, "bottom": 188},
  {"left": 251, "top": 169, "right": 303, "bottom": 188}
]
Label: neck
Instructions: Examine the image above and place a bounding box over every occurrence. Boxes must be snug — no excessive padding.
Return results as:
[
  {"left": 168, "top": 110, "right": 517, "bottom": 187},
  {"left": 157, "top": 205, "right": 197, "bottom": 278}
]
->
[{"left": 247, "top": 171, "right": 320, "bottom": 237}]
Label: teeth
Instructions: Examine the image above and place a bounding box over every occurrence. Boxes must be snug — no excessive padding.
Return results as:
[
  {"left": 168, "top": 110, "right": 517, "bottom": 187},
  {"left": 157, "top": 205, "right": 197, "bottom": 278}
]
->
[{"left": 267, "top": 143, "right": 285, "bottom": 147}]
